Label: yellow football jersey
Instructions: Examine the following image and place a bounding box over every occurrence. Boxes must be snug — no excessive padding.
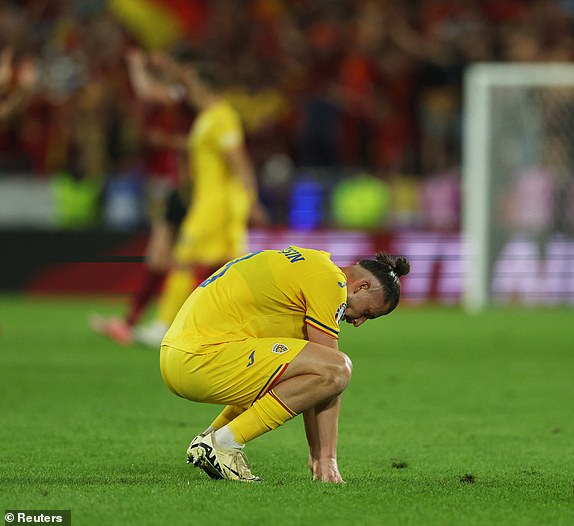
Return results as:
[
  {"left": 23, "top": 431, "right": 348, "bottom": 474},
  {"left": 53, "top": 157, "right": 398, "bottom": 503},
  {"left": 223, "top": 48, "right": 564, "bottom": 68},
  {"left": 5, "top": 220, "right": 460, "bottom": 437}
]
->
[
  {"left": 162, "top": 246, "right": 348, "bottom": 353},
  {"left": 174, "top": 99, "right": 251, "bottom": 264},
  {"left": 187, "top": 99, "right": 246, "bottom": 217}
]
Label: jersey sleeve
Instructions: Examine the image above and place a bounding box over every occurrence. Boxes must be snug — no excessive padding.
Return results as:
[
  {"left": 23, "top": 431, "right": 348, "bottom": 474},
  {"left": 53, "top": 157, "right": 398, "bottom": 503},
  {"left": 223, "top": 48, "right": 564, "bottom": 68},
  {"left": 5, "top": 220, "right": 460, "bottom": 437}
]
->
[{"left": 301, "top": 270, "right": 347, "bottom": 339}]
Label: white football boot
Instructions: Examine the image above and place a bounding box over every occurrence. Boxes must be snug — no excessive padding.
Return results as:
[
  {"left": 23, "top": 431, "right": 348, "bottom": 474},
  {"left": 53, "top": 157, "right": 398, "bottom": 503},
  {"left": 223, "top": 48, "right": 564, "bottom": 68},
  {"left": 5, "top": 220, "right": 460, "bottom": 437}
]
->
[{"left": 186, "top": 432, "right": 261, "bottom": 482}]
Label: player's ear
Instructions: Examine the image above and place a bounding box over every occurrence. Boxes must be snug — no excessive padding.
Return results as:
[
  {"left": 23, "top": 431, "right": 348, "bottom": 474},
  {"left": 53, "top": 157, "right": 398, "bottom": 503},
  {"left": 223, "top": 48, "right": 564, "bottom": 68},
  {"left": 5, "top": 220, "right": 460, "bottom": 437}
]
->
[{"left": 356, "top": 280, "right": 370, "bottom": 292}]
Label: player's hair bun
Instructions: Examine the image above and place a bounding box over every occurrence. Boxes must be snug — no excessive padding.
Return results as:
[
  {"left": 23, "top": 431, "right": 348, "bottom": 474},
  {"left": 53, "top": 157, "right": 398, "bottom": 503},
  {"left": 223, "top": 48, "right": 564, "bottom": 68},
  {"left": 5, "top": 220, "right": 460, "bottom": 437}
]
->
[
  {"left": 358, "top": 252, "right": 410, "bottom": 314},
  {"left": 391, "top": 256, "right": 410, "bottom": 277},
  {"left": 373, "top": 253, "right": 410, "bottom": 277}
]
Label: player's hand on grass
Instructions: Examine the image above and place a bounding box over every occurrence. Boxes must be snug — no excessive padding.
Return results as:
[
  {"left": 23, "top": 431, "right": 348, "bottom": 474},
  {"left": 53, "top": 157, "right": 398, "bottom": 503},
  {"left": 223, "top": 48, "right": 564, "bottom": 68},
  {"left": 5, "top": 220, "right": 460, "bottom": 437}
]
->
[{"left": 311, "top": 456, "right": 345, "bottom": 484}]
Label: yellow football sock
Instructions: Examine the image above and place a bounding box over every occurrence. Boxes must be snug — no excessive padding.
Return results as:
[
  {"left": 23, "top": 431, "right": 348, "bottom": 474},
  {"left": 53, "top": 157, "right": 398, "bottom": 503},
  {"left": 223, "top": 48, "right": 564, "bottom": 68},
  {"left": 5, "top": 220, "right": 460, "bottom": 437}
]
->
[
  {"left": 228, "top": 389, "right": 297, "bottom": 444},
  {"left": 156, "top": 269, "right": 195, "bottom": 326},
  {"left": 209, "top": 405, "right": 246, "bottom": 430}
]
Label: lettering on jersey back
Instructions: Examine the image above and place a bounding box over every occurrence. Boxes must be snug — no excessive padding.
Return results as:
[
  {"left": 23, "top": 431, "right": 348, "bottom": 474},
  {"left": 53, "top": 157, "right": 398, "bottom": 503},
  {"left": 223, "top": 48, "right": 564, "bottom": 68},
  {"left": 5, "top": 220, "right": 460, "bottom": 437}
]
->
[{"left": 279, "top": 246, "right": 306, "bottom": 263}]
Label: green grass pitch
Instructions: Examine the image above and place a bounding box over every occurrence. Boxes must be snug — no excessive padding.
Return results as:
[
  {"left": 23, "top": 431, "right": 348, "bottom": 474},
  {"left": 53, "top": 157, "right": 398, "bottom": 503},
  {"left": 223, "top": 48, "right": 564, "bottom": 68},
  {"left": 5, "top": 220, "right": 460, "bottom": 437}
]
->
[{"left": 1, "top": 295, "right": 573, "bottom": 525}]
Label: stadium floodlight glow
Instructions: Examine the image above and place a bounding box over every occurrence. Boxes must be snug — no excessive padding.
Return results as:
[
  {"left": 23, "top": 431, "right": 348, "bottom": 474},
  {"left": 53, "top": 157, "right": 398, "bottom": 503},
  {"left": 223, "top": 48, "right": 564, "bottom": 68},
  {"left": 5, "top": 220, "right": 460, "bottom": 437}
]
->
[{"left": 463, "top": 63, "right": 574, "bottom": 312}]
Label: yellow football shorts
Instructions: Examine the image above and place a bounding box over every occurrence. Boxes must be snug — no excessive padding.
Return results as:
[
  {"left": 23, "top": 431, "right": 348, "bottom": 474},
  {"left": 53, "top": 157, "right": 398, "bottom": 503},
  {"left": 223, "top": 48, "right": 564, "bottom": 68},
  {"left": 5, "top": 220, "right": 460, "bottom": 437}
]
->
[{"left": 160, "top": 337, "right": 308, "bottom": 408}]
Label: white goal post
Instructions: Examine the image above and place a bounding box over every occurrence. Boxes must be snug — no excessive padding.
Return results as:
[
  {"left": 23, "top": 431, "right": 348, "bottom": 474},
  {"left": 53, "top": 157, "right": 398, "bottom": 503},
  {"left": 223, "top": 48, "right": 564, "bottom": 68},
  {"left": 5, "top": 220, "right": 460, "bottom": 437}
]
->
[{"left": 463, "top": 63, "right": 574, "bottom": 311}]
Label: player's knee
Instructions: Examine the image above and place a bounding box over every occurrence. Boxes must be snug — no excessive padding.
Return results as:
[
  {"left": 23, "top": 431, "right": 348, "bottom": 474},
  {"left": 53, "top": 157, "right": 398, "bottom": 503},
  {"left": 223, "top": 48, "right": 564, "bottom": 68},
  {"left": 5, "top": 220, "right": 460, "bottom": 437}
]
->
[
  {"left": 323, "top": 353, "right": 352, "bottom": 394},
  {"left": 338, "top": 353, "right": 353, "bottom": 389},
  {"left": 343, "top": 353, "right": 353, "bottom": 374}
]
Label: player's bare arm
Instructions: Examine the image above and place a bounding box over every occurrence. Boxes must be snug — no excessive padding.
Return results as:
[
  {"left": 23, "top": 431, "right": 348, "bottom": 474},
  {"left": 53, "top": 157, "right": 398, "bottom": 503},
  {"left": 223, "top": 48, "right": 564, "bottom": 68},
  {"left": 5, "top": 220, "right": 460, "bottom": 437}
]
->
[
  {"left": 126, "top": 49, "right": 185, "bottom": 105},
  {"left": 303, "top": 324, "right": 347, "bottom": 483},
  {"left": 271, "top": 324, "right": 349, "bottom": 483},
  {"left": 304, "top": 397, "right": 344, "bottom": 483}
]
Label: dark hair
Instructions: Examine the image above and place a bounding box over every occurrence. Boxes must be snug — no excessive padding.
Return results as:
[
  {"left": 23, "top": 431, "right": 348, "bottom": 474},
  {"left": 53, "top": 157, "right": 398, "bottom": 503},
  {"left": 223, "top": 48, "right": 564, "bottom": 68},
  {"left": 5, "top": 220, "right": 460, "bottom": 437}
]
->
[{"left": 358, "top": 252, "right": 410, "bottom": 314}]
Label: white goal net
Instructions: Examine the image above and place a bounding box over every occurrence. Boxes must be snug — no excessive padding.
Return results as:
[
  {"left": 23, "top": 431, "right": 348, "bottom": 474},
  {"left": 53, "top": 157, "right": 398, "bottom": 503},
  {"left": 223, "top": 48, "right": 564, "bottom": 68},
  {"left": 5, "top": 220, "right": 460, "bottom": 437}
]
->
[{"left": 463, "top": 64, "right": 574, "bottom": 311}]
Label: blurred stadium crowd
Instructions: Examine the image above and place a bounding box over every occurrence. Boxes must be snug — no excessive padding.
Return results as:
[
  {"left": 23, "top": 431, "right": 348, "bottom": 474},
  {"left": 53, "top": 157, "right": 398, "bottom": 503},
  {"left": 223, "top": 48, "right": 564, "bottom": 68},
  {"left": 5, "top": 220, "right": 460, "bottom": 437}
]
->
[{"left": 1, "top": 0, "right": 573, "bottom": 229}]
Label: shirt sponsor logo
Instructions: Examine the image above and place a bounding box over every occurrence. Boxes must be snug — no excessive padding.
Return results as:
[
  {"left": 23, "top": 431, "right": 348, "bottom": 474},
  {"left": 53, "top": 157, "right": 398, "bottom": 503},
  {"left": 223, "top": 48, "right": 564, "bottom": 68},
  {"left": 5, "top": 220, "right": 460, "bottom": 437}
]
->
[
  {"left": 272, "top": 343, "right": 290, "bottom": 354},
  {"left": 335, "top": 302, "right": 347, "bottom": 324}
]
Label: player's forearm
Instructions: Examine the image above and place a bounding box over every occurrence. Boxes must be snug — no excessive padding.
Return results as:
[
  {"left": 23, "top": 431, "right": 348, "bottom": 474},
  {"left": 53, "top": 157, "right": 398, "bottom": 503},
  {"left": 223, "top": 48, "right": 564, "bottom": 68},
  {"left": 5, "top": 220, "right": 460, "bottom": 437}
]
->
[
  {"left": 133, "top": 75, "right": 180, "bottom": 105},
  {"left": 303, "top": 408, "right": 320, "bottom": 461},
  {"left": 304, "top": 406, "right": 340, "bottom": 457},
  {"left": 311, "top": 395, "right": 341, "bottom": 461},
  {"left": 303, "top": 328, "right": 342, "bottom": 470},
  {"left": 306, "top": 396, "right": 344, "bottom": 483},
  {"left": 127, "top": 56, "right": 181, "bottom": 105},
  {"left": 151, "top": 51, "right": 188, "bottom": 84}
]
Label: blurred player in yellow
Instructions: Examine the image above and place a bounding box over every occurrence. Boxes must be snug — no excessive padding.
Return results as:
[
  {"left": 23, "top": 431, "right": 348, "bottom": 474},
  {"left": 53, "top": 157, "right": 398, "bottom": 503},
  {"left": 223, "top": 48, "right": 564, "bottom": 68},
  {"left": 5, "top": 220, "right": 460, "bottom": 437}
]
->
[
  {"left": 160, "top": 246, "right": 410, "bottom": 483},
  {"left": 130, "top": 52, "right": 267, "bottom": 347},
  {"left": 90, "top": 48, "right": 192, "bottom": 345}
]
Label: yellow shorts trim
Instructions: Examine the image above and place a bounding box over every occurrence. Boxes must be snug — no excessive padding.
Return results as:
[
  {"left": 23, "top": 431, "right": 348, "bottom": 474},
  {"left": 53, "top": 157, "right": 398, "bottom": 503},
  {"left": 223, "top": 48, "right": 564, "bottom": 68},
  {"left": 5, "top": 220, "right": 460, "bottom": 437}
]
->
[{"left": 160, "top": 337, "right": 308, "bottom": 408}]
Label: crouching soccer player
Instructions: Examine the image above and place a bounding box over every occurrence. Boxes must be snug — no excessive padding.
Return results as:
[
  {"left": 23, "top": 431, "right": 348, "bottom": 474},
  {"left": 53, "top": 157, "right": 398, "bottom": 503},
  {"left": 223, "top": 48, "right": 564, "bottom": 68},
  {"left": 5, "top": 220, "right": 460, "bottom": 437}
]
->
[{"left": 160, "top": 246, "right": 410, "bottom": 483}]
